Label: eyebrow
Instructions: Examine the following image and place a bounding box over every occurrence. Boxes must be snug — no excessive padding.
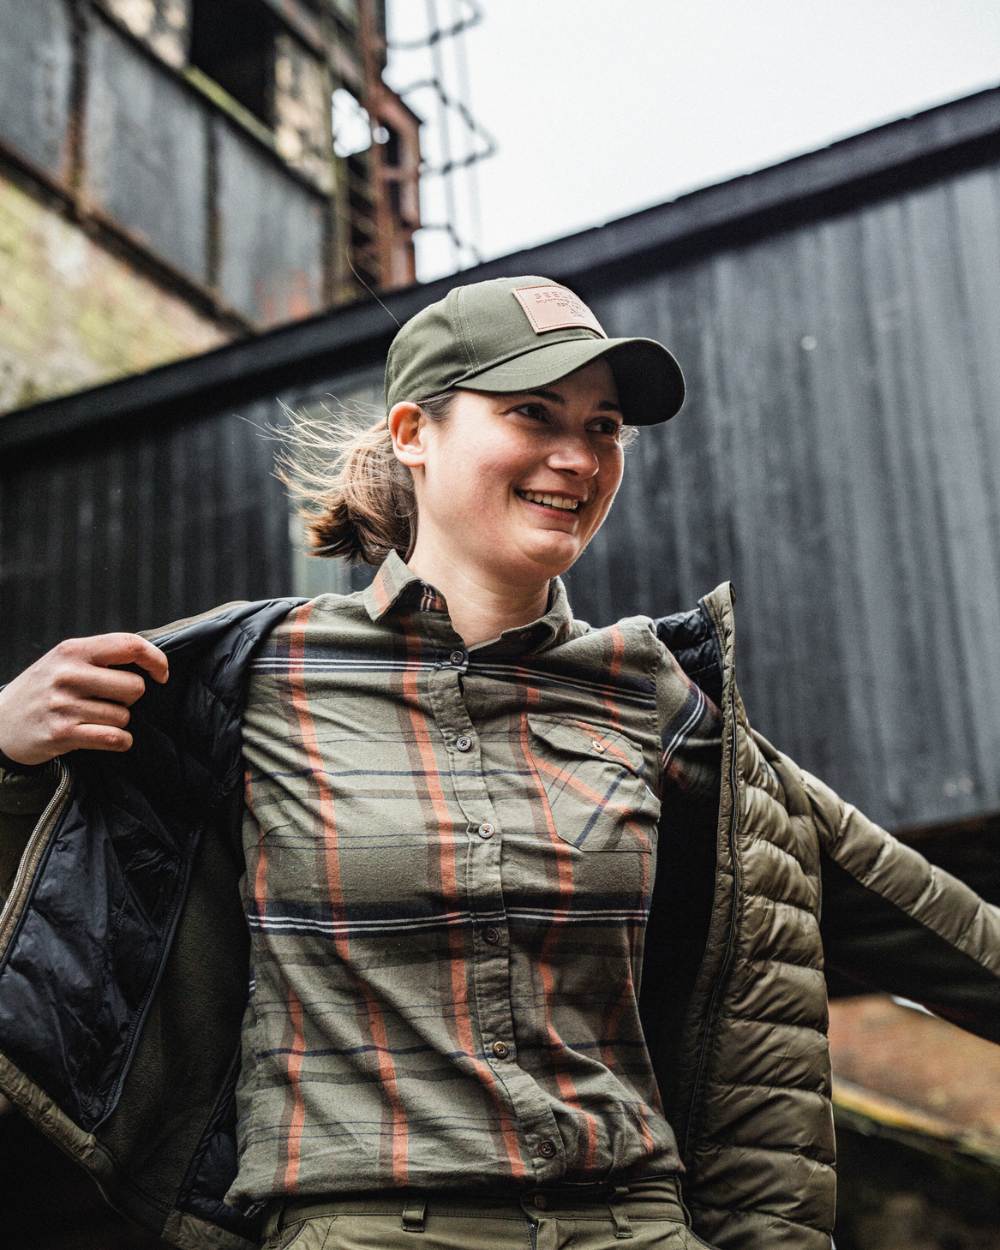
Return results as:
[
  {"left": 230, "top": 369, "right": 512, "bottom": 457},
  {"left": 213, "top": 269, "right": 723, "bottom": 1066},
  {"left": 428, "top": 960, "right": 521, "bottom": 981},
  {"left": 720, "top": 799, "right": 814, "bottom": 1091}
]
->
[{"left": 523, "top": 387, "right": 623, "bottom": 415}]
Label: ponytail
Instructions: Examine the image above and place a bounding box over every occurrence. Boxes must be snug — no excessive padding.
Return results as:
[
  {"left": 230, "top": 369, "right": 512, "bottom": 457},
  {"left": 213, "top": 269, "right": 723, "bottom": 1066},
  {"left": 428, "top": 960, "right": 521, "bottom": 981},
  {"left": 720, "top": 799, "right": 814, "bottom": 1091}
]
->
[{"left": 276, "top": 392, "right": 456, "bottom": 566}]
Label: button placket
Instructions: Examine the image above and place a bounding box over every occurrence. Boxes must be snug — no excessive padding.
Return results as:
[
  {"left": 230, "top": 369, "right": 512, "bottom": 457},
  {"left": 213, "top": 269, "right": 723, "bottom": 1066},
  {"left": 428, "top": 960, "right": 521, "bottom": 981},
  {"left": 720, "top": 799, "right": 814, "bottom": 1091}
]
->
[{"left": 426, "top": 647, "right": 564, "bottom": 1173}]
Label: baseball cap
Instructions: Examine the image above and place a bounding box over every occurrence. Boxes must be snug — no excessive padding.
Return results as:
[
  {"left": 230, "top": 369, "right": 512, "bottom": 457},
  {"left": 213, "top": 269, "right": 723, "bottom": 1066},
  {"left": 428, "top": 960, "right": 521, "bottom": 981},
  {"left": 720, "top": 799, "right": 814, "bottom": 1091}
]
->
[{"left": 384, "top": 275, "right": 685, "bottom": 426}]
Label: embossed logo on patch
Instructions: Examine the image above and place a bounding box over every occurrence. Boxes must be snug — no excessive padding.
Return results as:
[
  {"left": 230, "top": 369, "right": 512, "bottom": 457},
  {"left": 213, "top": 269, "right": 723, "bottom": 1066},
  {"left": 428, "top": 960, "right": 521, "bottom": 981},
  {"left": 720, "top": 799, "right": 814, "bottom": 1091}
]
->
[{"left": 512, "top": 285, "right": 607, "bottom": 337}]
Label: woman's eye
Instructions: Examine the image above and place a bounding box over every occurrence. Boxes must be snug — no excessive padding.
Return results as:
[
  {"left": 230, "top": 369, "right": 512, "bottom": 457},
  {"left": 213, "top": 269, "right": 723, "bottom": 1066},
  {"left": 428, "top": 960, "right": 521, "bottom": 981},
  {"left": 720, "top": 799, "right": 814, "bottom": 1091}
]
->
[
  {"left": 512, "top": 406, "right": 620, "bottom": 438},
  {"left": 588, "top": 419, "right": 623, "bottom": 439}
]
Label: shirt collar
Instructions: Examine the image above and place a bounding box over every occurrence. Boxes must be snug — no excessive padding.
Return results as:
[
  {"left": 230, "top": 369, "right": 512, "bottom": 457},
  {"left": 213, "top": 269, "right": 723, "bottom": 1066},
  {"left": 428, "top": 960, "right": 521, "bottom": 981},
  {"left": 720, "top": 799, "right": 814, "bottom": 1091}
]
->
[{"left": 363, "top": 548, "right": 574, "bottom": 652}]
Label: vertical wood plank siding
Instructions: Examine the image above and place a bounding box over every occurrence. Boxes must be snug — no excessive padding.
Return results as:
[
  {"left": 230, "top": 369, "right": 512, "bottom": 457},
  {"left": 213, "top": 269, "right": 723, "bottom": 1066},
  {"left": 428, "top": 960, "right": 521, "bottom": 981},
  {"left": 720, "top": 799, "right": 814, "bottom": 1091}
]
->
[
  {"left": 566, "top": 160, "right": 1000, "bottom": 827},
  {"left": 1, "top": 402, "right": 292, "bottom": 678},
  {"left": 2, "top": 145, "right": 1000, "bottom": 831}
]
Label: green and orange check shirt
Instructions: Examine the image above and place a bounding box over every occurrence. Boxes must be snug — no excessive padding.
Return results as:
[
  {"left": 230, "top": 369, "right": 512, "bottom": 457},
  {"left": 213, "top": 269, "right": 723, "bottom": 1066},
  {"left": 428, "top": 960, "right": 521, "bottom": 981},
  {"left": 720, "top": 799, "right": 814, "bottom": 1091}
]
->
[{"left": 227, "top": 549, "right": 722, "bottom": 1207}]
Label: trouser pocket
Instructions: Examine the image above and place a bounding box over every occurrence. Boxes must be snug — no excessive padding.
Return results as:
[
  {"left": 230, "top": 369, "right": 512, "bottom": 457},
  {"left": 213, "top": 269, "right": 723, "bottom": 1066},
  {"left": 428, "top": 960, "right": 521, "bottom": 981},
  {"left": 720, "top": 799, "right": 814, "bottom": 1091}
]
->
[{"left": 261, "top": 1213, "right": 337, "bottom": 1250}]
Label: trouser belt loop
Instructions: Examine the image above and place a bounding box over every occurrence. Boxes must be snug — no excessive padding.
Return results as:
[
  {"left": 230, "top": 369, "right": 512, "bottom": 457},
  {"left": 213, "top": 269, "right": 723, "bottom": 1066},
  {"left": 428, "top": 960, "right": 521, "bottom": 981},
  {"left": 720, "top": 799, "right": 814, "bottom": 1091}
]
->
[
  {"left": 401, "top": 1196, "right": 427, "bottom": 1232},
  {"left": 607, "top": 1185, "right": 633, "bottom": 1239}
]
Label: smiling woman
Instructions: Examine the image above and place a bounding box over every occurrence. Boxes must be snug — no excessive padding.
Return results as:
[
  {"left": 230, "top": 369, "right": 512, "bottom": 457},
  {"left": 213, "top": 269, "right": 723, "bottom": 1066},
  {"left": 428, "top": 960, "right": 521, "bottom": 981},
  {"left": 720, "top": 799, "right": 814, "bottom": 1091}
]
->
[
  {"left": 278, "top": 276, "right": 677, "bottom": 647},
  {"left": 0, "top": 275, "right": 997, "bottom": 1250},
  {"left": 385, "top": 362, "right": 630, "bottom": 646}
]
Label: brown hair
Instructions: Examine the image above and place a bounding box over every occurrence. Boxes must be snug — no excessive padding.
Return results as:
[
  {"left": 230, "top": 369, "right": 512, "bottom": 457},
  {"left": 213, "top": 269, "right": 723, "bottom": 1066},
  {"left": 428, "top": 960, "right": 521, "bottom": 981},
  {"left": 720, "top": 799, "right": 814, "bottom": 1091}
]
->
[{"left": 277, "top": 392, "right": 640, "bottom": 568}]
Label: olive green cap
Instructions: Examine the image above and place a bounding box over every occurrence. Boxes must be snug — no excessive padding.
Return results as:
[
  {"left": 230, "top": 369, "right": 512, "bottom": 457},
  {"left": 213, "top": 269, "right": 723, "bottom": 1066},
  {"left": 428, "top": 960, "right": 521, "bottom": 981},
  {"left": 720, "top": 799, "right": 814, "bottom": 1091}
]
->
[{"left": 384, "top": 275, "right": 685, "bottom": 425}]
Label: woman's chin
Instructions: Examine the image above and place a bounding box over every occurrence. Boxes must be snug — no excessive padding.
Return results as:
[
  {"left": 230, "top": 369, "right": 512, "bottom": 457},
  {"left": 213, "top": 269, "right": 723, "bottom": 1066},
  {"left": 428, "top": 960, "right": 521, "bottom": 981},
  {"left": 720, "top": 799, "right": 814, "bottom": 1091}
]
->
[{"left": 516, "top": 538, "right": 581, "bottom": 579}]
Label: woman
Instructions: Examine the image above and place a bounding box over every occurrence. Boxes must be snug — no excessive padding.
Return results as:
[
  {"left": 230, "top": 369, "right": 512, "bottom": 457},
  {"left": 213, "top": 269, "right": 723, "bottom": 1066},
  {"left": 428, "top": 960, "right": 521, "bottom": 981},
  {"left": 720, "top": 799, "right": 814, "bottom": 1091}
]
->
[{"left": 0, "top": 276, "right": 996, "bottom": 1250}]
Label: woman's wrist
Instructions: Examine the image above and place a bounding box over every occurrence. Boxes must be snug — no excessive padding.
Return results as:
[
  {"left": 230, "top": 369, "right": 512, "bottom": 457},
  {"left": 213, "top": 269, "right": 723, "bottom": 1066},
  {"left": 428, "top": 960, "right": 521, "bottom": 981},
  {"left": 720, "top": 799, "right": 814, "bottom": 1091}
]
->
[
  {"left": 0, "top": 686, "right": 47, "bottom": 773},
  {"left": 0, "top": 747, "right": 54, "bottom": 777}
]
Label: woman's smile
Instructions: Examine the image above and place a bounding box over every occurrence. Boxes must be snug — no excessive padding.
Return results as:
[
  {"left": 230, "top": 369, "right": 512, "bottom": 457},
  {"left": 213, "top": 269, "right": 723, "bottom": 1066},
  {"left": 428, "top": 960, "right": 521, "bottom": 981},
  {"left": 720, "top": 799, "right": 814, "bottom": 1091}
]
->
[{"left": 514, "top": 487, "right": 585, "bottom": 518}]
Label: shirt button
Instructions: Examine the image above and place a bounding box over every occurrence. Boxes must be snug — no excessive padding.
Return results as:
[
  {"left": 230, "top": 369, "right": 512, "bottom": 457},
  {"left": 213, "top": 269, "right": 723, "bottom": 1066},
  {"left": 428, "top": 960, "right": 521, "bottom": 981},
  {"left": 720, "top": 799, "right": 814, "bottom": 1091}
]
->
[
  {"left": 484, "top": 926, "right": 502, "bottom": 944},
  {"left": 537, "top": 1139, "right": 557, "bottom": 1159},
  {"left": 456, "top": 735, "right": 473, "bottom": 751},
  {"left": 450, "top": 649, "right": 466, "bottom": 666},
  {"left": 591, "top": 740, "right": 606, "bottom": 753},
  {"left": 491, "top": 1040, "right": 510, "bottom": 1059},
  {"left": 477, "top": 822, "right": 495, "bottom": 839}
]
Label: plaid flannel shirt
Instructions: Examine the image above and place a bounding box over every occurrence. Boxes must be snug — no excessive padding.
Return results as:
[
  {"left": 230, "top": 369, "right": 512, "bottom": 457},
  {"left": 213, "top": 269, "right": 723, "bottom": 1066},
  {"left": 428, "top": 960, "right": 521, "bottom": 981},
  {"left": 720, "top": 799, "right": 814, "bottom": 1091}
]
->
[{"left": 228, "top": 549, "right": 722, "bottom": 1205}]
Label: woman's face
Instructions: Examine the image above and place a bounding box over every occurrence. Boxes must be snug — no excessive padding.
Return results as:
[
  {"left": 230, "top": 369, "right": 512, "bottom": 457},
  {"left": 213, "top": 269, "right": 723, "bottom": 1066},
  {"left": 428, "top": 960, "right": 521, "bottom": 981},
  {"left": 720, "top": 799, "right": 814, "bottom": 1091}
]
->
[{"left": 395, "top": 357, "right": 626, "bottom": 586}]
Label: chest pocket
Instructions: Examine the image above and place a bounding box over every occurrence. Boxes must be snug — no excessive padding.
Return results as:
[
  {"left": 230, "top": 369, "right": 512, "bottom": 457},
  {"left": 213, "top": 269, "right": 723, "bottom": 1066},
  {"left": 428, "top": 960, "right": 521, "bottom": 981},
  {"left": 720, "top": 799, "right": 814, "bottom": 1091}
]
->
[{"left": 525, "top": 714, "right": 660, "bottom": 853}]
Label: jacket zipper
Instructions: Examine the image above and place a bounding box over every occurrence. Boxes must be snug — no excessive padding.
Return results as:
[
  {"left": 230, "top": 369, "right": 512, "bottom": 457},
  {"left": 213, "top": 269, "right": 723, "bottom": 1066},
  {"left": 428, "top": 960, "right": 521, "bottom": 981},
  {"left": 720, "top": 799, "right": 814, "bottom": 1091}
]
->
[
  {"left": 0, "top": 762, "right": 71, "bottom": 960},
  {"left": 680, "top": 599, "right": 743, "bottom": 1161}
]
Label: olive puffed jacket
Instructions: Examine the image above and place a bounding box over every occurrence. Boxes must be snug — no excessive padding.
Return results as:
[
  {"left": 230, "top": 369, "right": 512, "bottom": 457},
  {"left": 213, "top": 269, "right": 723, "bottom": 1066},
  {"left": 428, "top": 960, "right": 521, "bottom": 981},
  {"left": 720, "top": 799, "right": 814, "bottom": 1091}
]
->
[{"left": 0, "top": 583, "right": 997, "bottom": 1250}]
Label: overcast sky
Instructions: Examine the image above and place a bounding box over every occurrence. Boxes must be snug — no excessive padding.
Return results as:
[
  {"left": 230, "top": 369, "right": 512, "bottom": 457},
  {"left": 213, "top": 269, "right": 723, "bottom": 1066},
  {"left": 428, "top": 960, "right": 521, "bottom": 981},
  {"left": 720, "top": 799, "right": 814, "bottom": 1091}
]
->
[{"left": 385, "top": 1, "right": 1000, "bottom": 282}]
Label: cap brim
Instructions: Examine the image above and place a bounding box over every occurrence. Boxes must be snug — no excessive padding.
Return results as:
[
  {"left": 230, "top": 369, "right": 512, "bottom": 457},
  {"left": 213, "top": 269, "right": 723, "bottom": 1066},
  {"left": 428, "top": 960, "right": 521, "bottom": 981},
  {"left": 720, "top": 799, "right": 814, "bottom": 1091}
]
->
[{"left": 452, "top": 336, "right": 685, "bottom": 424}]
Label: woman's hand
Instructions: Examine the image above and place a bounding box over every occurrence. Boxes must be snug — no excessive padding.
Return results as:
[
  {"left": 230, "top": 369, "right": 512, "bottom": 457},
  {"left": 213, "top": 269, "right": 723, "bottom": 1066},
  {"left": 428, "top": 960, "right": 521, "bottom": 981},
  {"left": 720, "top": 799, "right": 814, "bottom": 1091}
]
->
[{"left": 0, "top": 634, "right": 169, "bottom": 766}]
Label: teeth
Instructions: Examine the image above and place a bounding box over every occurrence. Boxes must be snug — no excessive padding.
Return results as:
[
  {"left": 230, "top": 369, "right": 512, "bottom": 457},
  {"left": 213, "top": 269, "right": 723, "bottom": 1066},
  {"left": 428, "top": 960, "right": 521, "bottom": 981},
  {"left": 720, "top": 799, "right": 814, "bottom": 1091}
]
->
[{"left": 518, "top": 490, "right": 580, "bottom": 511}]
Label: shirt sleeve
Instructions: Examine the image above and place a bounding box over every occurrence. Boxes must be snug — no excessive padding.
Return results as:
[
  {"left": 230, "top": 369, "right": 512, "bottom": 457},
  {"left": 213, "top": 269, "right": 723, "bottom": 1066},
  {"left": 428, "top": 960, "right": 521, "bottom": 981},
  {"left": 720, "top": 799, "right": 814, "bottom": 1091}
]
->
[{"left": 654, "top": 638, "right": 724, "bottom": 804}]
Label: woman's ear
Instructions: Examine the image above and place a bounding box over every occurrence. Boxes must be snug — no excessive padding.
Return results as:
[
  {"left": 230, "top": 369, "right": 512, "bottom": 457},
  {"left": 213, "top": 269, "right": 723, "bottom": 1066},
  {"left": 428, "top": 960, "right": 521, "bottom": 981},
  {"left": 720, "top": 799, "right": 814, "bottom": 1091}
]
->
[{"left": 387, "top": 401, "right": 429, "bottom": 470}]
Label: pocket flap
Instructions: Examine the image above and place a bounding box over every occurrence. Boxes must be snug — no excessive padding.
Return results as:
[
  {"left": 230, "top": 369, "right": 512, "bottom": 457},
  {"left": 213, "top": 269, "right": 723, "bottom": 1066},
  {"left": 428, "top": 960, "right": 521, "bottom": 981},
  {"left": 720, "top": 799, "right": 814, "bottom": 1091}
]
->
[{"left": 526, "top": 714, "right": 646, "bottom": 778}]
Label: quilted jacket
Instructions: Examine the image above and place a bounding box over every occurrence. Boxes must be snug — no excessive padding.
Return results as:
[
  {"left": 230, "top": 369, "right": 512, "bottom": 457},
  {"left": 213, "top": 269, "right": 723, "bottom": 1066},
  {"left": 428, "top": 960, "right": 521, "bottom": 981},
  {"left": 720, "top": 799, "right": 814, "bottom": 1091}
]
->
[{"left": 0, "top": 582, "right": 996, "bottom": 1250}]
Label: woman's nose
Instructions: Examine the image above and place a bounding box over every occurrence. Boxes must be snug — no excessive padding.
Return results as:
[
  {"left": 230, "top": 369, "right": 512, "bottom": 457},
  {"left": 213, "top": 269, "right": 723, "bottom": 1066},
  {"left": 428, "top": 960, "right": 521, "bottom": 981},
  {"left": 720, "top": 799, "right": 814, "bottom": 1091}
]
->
[{"left": 546, "top": 434, "right": 600, "bottom": 475}]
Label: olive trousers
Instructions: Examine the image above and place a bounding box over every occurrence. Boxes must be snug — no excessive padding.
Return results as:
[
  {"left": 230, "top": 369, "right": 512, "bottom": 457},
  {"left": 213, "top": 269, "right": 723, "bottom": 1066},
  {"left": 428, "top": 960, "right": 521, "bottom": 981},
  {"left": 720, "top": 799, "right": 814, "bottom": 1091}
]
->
[{"left": 260, "top": 1175, "right": 718, "bottom": 1250}]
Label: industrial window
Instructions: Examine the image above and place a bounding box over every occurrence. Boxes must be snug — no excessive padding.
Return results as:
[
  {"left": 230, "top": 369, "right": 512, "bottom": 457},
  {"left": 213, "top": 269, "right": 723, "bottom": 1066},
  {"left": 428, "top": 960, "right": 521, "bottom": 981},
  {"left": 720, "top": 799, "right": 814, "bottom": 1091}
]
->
[
  {"left": 189, "top": 0, "right": 277, "bottom": 126},
  {"left": 332, "top": 86, "right": 387, "bottom": 157}
]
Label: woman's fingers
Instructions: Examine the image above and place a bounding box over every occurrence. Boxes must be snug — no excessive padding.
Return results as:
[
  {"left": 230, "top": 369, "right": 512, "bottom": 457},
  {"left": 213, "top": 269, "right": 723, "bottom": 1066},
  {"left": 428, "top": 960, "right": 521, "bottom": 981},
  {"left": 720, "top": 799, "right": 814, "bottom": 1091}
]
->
[
  {"left": 69, "top": 724, "right": 134, "bottom": 754},
  {"left": 56, "top": 634, "right": 169, "bottom": 686},
  {"left": 0, "top": 632, "right": 169, "bottom": 766},
  {"left": 63, "top": 699, "right": 133, "bottom": 731},
  {"left": 57, "top": 665, "right": 149, "bottom": 707}
]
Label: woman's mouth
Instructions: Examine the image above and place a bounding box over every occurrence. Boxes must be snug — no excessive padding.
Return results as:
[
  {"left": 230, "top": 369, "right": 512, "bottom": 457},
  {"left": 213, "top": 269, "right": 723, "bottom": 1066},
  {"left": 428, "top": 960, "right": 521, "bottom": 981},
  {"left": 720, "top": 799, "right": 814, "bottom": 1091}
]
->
[{"left": 514, "top": 489, "right": 583, "bottom": 517}]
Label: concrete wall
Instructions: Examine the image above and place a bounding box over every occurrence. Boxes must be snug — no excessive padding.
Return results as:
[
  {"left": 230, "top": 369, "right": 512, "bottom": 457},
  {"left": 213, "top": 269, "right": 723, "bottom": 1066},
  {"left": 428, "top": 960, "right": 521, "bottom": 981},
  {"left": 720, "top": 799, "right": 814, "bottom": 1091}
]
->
[{"left": 0, "top": 177, "right": 226, "bottom": 410}]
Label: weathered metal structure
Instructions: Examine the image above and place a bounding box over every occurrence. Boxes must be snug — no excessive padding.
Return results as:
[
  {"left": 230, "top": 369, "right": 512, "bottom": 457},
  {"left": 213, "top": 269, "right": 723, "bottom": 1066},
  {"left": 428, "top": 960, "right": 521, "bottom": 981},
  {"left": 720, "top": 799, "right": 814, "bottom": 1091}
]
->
[
  {"left": 3, "top": 85, "right": 1000, "bottom": 843},
  {"left": 0, "top": 0, "right": 425, "bottom": 410},
  {"left": 0, "top": 0, "right": 423, "bottom": 317}
]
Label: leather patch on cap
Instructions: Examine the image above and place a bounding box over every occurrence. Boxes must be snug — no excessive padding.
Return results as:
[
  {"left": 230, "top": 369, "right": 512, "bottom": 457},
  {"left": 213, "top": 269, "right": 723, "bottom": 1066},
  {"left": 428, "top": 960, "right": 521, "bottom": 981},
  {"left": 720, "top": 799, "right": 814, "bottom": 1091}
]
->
[{"left": 512, "top": 285, "right": 607, "bottom": 337}]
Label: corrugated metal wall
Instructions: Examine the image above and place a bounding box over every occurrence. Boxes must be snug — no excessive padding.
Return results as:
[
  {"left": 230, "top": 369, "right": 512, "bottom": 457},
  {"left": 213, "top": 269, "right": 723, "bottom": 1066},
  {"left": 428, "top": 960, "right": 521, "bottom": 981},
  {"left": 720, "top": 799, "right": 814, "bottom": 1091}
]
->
[
  {"left": 3, "top": 110, "right": 1000, "bottom": 832},
  {"left": 0, "top": 0, "right": 75, "bottom": 183}
]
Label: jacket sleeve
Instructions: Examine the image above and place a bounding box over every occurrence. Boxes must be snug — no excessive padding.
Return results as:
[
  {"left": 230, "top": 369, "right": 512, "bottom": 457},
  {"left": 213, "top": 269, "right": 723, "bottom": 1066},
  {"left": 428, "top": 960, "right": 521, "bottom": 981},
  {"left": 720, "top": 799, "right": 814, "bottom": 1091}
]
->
[
  {"left": 0, "top": 765, "right": 58, "bottom": 904},
  {"left": 796, "top": 759, "right": 1000, "bottom": 1044}
]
